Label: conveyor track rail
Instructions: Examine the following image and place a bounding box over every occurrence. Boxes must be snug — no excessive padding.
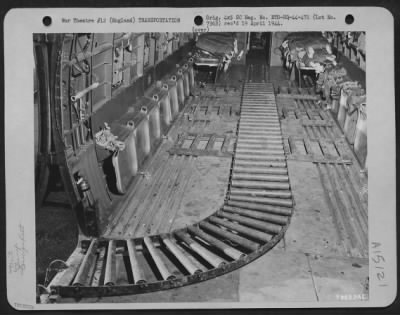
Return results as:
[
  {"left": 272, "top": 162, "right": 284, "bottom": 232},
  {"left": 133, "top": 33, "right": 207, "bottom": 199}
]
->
[{"left": 47, "top": 83, "right": 294, "bottom": 299}]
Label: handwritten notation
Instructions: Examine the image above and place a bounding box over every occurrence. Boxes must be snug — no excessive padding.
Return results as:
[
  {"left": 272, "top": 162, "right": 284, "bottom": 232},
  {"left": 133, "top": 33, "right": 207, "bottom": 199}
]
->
[{"left": 8, "top": 223, "right": 28, "bottom": 275}]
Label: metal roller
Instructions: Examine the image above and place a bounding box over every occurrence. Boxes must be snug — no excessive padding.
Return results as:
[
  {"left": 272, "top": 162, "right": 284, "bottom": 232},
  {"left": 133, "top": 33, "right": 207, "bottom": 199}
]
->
[
  {"left": 242, "top": 101, "right": 275, "bottom": 103},
  {"left": 240, "top": 109, "right": 278, "bottom": 118},
  {"left": 240, "top": 117, "right": 279, "bottom": 121},
  {"left": 126, "top": 239, "right": 146, "bottom": 284},
  {"left": 72, "top": 239, "right": 98, "bottom": 286},
  {"left": 91, "top": 247, "right": 106, "bottom": 287},
  {"left": 233, "top": 166, "right": 287, "bottom": 175},
  {"left": 240, "top": 118, "right": 280, "bottom": 123},
  {"left": 161, "top": 236, "right": 202, "bottom": 275},
  {"left": 236, "top": 140, "right": 283, "bottom": 146},
  {"left": 240, "top": 115, "right": 278, "bottom": 119},
  {"left": 241, "top": 111, "right": 278, "bottom": 115},
  {"left": 229, "top": 194, "right": 293, "bottom": 207},
  {"left": 239, "top": 127, "right": 281, "bottom": 136},
  {"left": 241, "top": 109, "right": 277, "bottom": 113},
  {"left": 235, "top": 150, "right": 284, "bottom": 157},
  {"left": 243, "top": 89, "right": 269, "bottom": 91},
  {"left": 240, "top": 122, "right": 280, "bottom": 127},
  {"left": 239, "top": 130, "right": 282, "bottom": 136},
  {"left": 236, "top": 146, "right": 284, "bottom": 154},
  {"left": 243, "top": 94, "right": 270, "bottom": 96},
  {"left": 239, "top": 127, "right": 281, "bottom": 133},
  {"left": 242, "top": 103, "right": 275, "bottom": 106},
  {"left": 174, "top": 231, "right": 226, "bottom": 268},
  {"left": 241, "top": 108, "right": 276, "bottom": 111},
  {"left": 241, "top": 107, "right": 276, "bottom": 110},
  {"left": 244, "top": 91, "right": 274, "bottom": 93},
  {"left": 240, "top": 123, "right": 281, "bottom": 128},
  {"left": 242, "top": 92, "right": 271, "bottom": 94},
  {"left": 241, "top": 106, "right": 276, "bottom": 109},
  {"left": 243, "top": 92, "right": 273, "bottom": 95},
  {"left": 242, "top": 104, "right": 276, "bottom": 107},
  {"left": 240, "top": 121, "right": 280, "bottom": 126},
  {"left": 242, "top": 100, "right": 276, "bottom": 102},
  {"left": 240, "top": 119, "right": 279, "bottom": 124},
  {"left": 209, "top": 216, "right": 272, "bottom": 242},
  {"left": 143, "top": 236, "right": 176, "bottom": 281},
  {"left": 241, "top": 115, "right": 279, "bottom": 119},
  {"left": 237, "top": 139, "right": 283, "bottom": 145},
  {"left": 242, "top": 99, "right": 275, "bottom": 101},
  {"left": 217, "top": 211, "right": 283, "bottom": 234},
  {"left": 198, "top": 221, "right": 260, "bottom": 251},
  {"left": 238, "top": 135, "right": 282, "bottom": 141},
  {"left": 236, "top": 145, "right": 284, "bottom": 152},
  {"left": 240, "top": 116, "right": 279, "bottom": 121},
  {"left": 240, "top": 116, "right": 279, "bottom": 120},
  {"left": 48, "top": 248, "right": 85, "bottom": 288},
  {"left": 241, "top": 109, "right": 276, "bottom": 112},
  {"left": 231, "top": 179, "right": 289, "bottom": 190},
  {"left": 235, "top": 154, "right": 286, "bottom": 162},
  {"left": 104, "top": 240, "right": 117, "bottom": 286},
  {"left": 242, "top": 102, "right": 275, "bottom": 105},
  {"left": 240, "top": 118, "right": 279, "bottom": 122},
  {"left": 237, "top": 137, "right": 283, "bottom": 143},
  {"left": 238, "top": 135, "right": 283, "bottom": 141},
  {"left": 240, "top": 111, "right": 278, "bottom": 115},
  {"left": 243, "top": 96, "right": 275, "bottom": 98},
  {"left": 227, "top": 200, "right": 292, "bottom": 216},
  {"left": 223, "top": 205, "right": 289, "bottom": 225},
  {"left": 241, "top": 102, "right": 275, "bottom": 105},
  {"left": 236, "top": 138, "right": 284, "bottom": 144},
  {"left": 235, "top": 146, "right": 284, "bottom": 154},
  {"left": 187, "top": 226, "right": 246, "bottom": 260},
  {"left": 232, "top": 173, "right": 289, "bottom": 182},
  {"left": 242, "top": 98, "right": 275, "bottom": 100},
  {"left": 243, "top": 88, "right": 272, "bottom": 90},
  {"left": 242, "top": 100, "right": 274, "bottom": 102},
  {"left": 237, "top": 136, "right": 283, "bottom": 142},
  {"left": 233, "top": 165, "right": 287, "bottom": 175},
  {"left": 229, "top": 187, "right": 292, "bottom": 199},
  {"left": 241, "top": 110, "right": 277, "bottom": 114},
  {"left": 234, "top": 159, "right": 287, "bottom": 168},
  {"left": 241, "top": 107, "right": 277, "bottom": 111},
  {"left": 236, "top": 148, "right": 285, "bottom": 155}
]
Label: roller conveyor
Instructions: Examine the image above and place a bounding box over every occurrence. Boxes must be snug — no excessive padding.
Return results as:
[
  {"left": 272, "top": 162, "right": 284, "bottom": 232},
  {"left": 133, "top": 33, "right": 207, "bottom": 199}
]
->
[{"left": 46, "top": 82, "right": 294, "bottom": 299}]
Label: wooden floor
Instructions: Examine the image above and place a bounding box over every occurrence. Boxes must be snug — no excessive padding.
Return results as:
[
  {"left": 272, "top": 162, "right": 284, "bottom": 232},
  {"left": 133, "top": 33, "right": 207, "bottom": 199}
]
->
[
  {"left": 103, "top": 89, "right": 242, "bottom": 238},
  {"left": 271, "top": 73, "right": 368, "bottom": 258}
]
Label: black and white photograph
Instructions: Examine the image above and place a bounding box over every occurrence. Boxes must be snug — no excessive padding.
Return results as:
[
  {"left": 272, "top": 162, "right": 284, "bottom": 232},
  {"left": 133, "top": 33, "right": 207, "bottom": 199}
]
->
[
  {"left": 33, "top": 30, "right": 369, "bottom": 303},
  {"left": 4, "top": 7, "right": 396, "bottom": 310}
]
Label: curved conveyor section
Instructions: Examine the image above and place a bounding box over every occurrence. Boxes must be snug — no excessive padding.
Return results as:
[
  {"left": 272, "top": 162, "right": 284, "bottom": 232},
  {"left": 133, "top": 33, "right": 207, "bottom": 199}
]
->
[{"left": 47, "top": 83, "right": 294, "bottom": 299}]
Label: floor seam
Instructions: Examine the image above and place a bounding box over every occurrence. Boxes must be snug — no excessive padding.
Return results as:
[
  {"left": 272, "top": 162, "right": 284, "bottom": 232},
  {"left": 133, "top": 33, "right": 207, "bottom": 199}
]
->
[{"left": 305, "top": 252, "right": 320, "bottom": 302}]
